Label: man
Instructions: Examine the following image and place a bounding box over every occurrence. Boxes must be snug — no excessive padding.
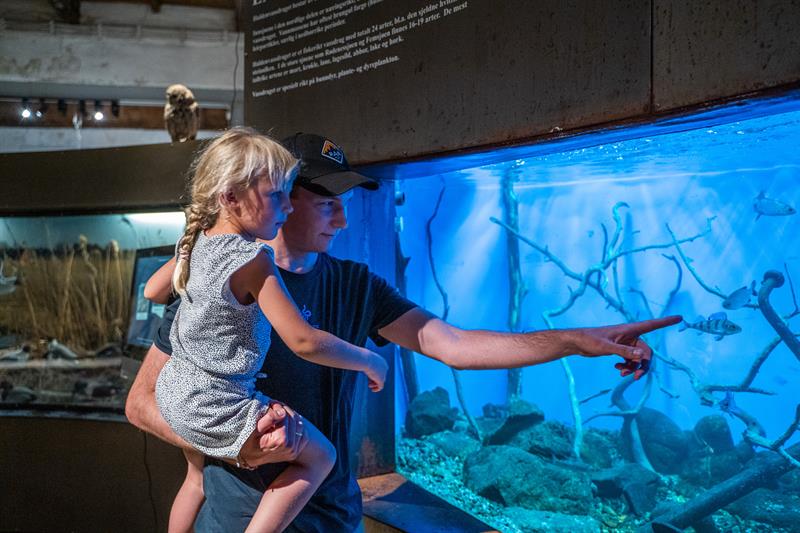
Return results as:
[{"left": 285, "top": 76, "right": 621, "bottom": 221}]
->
[{"left": 126, "top": 132, "right": 680, "bottom": 532}]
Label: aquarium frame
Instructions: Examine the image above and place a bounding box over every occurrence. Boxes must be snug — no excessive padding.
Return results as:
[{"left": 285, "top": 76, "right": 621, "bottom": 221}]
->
[{"left": 359, "top": 84, "right": 800, "bottom": 182}]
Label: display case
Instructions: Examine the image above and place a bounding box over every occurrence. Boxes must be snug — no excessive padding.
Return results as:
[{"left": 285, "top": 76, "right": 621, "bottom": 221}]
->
[
  {"left": 0, "top": 141, "right": 198, "bottom": 416},
  {"left": 364, "top": 90, "right": 800, "bottom": 532},
  {"left": 0, "top": 214, "right": 183, "bottom": 410}
]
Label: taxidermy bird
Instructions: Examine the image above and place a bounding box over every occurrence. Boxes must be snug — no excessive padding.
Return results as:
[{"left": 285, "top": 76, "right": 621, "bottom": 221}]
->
[{"left": 164, "top": 84, "right": 200, "bottom": 142}]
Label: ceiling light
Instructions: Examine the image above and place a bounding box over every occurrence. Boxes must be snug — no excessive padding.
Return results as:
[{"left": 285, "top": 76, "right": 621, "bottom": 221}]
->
[
  {"left": 21, "top": 98, "right": 31, "bottom": 119},
  {"left": 94, "top": 99, "right": 104, "bottom": 120}
]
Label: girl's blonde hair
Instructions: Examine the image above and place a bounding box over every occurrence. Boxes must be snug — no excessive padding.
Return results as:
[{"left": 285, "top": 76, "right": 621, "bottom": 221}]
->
[{"left": 172, "top": 127, "right": 298, "bottom": 297}]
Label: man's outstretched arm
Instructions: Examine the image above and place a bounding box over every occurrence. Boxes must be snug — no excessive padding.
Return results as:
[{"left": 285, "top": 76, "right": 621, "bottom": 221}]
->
[{"left": 378, "top": 308, "right": 681, "bottom": 379}]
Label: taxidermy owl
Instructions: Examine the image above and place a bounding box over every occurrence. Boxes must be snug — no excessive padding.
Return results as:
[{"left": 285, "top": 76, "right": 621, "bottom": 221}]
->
[{"left": 164, "top": 84, "right": 199, "bottom": 142}]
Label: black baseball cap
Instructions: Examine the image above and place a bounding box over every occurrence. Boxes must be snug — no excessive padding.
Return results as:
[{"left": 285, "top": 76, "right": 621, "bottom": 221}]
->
[{"left": 281, "top": 133, "right": 379, "bottom": 196}]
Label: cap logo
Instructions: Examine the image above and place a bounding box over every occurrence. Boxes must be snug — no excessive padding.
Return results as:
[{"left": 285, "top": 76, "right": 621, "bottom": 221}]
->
[{"left": 320, "top": 140, "right": 344, "bottom": 164}]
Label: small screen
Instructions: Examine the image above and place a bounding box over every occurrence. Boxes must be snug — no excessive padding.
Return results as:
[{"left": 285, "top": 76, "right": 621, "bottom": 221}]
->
[{"left": 126, "top": 247, "right": 173, "bottom": 348}]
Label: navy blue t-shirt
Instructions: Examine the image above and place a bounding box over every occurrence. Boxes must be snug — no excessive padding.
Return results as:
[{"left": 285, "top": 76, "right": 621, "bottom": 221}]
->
[{"left": 154, "top": 253, "right": 416, "bottom": 532}]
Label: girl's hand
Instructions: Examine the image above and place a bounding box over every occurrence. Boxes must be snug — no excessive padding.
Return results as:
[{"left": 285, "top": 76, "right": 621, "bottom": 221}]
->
[{"left": 364, "top": 353, "right": 388, "bottom": 392}]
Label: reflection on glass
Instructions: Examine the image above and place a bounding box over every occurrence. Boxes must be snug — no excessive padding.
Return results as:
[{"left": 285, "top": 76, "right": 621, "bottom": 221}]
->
[
  {"left": 0, "top": 212, "right": 183, "bottom": 411},
  {"left": 394, "top": 94, "right": 800, "bottom": 531}
]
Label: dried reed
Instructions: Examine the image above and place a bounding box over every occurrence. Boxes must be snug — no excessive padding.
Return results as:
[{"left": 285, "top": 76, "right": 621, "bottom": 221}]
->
[{"left": 0, "top": 242, "right": 134, "bottom": 354}]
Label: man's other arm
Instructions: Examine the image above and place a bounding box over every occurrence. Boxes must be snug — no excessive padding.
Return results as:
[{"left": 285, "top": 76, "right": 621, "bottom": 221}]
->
[
  {"left": 378, "top": 308, "right": 681, "bottom": 379},
  {"left": 125, "top": 344, "right": 304, "bottom": 463},
  {"left": 125, "top": 344, "right": 195, "bottom": 449}
]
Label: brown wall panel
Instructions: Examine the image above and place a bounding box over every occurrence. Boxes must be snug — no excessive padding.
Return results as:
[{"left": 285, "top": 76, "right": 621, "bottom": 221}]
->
[
  {"left": 0, "top": 416, "right": 184, "bottom": 533},
  {"left": 653, "top": 0, "right": 800, "bottom": 111},
  {"left": 245, "top": 0, "right": 652, "bottom": 164},
  {"left": 0, "top": 141, "right": 199, "bottom": 215}
]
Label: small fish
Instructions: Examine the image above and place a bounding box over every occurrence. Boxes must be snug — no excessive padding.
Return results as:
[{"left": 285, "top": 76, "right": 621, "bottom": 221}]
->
[
  {"left": 679, "top": 312, "right": 741, "bottom": 341},
  {"left": 754, "top": 191, "right": 796, "bottom": 220},
  {"left": 773, "top": 375, "right": 788, "bottom": 387},
  {"left": 722, "top": 281, "right": 756, "bottom": 310}
]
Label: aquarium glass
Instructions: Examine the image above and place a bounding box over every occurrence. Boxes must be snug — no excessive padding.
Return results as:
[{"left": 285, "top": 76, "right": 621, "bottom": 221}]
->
[
  {"left": 390, "top": 92, "right": 800, "bottom": 532},
  {"left": 0, "top": 212, "right": 184, "bottom": 412}
]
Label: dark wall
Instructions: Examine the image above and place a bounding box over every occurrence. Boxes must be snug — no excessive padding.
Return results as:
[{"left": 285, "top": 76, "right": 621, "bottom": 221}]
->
[
  {"left": 244, "top": 0, "right": 800, "bottom": 164},
  {"left": 0, "top": 416, "right": 185, "bottom": 533},
  {"left": 653, "top": 1, "right": 800, "bottom": 110},
  {"left": 0, "top": 141, "right": 199, "bottom": 215}
]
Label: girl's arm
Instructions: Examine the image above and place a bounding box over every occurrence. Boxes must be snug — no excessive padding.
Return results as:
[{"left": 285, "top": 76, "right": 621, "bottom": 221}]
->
[
  {"left": 144, "top": 256, "right": 176, "bottom": 303},
  {"left": 234, "top": 251, "right": 387, "bottom": 391}
]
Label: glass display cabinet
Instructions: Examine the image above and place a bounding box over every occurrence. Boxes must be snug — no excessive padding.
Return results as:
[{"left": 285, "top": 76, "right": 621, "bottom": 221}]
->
[{"left": 362, "top": 89, "right": 800, "bottom": 532}]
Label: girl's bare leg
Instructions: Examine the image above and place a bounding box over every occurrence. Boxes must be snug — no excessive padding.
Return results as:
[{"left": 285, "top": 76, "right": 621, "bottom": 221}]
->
[
  {"left": 168, "top": 449, "right": 205, "bottom": 533},
  {"left": 244, "top": 418, "right": 336, "bottom": 533}
]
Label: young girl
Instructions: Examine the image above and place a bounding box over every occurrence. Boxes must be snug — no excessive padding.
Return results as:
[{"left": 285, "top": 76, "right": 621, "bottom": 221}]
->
[{"left": 151, "top": 127, "right": 388, "bottom": 533}]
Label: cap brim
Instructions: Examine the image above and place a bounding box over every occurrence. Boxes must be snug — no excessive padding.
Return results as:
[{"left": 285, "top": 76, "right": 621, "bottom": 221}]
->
[{"left": 298, "top": 170, "right": 379, "bottom": 196}]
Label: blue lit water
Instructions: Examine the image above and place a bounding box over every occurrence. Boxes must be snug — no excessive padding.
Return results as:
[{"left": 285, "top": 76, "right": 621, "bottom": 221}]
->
[{"left": 378, "top": 91, "right": 800, "bottom": 531}]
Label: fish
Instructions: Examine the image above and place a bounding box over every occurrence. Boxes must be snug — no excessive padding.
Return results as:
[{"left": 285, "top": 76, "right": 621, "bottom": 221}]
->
[
  {"left": 0, "top": 346, "right": 30, "bottom": 362},
  {"left": 46, "top": 339, "right": 78, "bottom": 360},
  {"left": 678, "top": 312, "right": 742, "bottom": 341},
  {"left": 754, "top": 191, "right": 796, "bottom": 220},
  {"left": 722, "top": 281, "right": 756, "bottom": 309}
]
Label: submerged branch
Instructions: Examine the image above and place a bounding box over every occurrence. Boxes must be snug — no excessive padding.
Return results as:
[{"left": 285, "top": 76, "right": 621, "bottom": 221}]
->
[
  {"left": 703, "top": 385, "right": 775, "bottom": 395},
  {"left": 560, "top": 358, "right": 583, "bottom": 460},
  {"left": 645, "top": 442, "right": 800, "bottom": 531},
  {"left": 773, "top": 404, "right": 800, "bottom": 450},
  {"left": 426, "top": 184, "right": 450, "bottom": 320},
  {"left": 579, "top": 388, "right": 611, "bottom": 404},
  {"left": 607, "top": 201, "right": 628, "bottom": 256},
  {"left": 660, "top": 254, "right": 683, "bottom": 319},
  {"left": 665, "top": 218, "right": 727, "bottom": 300},
  {"left": 501, "top": 165, "right": 526, "bottom": 400},
  {"left": 740, "top": 336, "right": 782, "bottom": 389},
  {"left": 612, "top": 373, "right": 656, "bottom": 472},
  {"left": 489, "top": 217, "right": 582, "bottom": 280},
  {"left": 426, "top": 182, "right": 481, "bottom": 440},
  {"left": 758, "top": 270, "right": 800, "bottom": 362},
  {"left": 785, "top": 262, "right": 800, "bottom": 317}
]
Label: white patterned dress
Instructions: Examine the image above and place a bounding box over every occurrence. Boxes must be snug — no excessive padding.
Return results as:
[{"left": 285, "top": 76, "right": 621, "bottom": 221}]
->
[{"left": 155, "top": 232, "right": 273, "bottom": 458}]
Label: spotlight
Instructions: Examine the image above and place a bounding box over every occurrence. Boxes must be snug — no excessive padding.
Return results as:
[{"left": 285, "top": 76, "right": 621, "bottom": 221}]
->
[
  {"left": 36, "top": 98, "right": 48, "bottom": 118},
  {"left": 21, "top": 98, "right": 31, "bottom": 119},
  {"left": 92, "top": 100, "right": 104, "bottom": 121}
]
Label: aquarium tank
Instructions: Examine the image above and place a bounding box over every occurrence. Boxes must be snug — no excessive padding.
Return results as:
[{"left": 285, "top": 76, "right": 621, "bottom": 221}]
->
[
  {"left": 383, "top": 92, "right": 800, "bottom": 532},
  {"left": 0, "top": 212, "right": 184, "bottom": 412}
]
